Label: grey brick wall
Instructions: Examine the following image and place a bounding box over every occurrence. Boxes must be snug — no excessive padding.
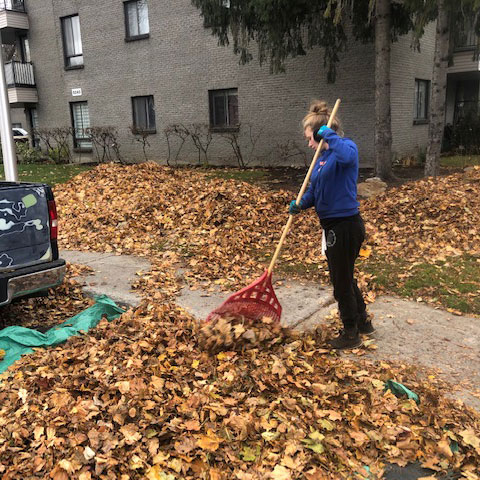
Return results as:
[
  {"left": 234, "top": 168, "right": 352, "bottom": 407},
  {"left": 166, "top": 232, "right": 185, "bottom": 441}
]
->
[
  {"left": 390, "top": 22, "right": 436, "bottom": 162},
  {"left": 23, "top": 0, "right": 435, "bottom": 168},
  {"left": 10, "top": 107, "right": 26, "bottom": 127}
]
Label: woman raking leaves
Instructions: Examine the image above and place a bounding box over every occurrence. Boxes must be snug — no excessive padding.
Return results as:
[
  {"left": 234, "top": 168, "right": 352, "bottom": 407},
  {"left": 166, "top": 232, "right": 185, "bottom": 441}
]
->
[{"left": 289, "top": 100, "right": 374, "bottom": 349}]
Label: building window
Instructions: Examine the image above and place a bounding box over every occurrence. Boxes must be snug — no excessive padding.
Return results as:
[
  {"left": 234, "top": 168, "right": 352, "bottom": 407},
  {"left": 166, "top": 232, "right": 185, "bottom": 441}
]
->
[
  {"left": 19, "top": 35, "right": 31, "bottom": 63},
  {"left": 124, "top": 0, "right": 150, "bottom": 40},
  {"left": 1, "top": 1, "right": 25, "bottom": 13},
  {"left": 209, "top": 88, "right": 239, "bottom": 129},
  {"left": 70, "top": 102, "right": 92, "bottom": 150},
  {"left": 453, "top": 16, "right": 477, "bottom": 51},
  {"left": 61, "top": 15, "right": 84, "bottom": 68},
  {"left": 132, "top": 95, "right": 156, "bottom": 132},
  {"left": 414, "top": 79, "right": 430, "bottom": 123}
]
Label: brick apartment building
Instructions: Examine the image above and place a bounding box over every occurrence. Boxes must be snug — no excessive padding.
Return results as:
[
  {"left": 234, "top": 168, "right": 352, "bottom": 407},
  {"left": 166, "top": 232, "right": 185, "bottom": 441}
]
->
[{"left": 1, "top": 0, "right": 478, "bottom": 166}]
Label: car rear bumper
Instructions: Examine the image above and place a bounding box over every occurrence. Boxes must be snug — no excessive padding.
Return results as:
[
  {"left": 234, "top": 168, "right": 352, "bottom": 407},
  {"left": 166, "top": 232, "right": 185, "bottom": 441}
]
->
[{"left": 0, "top": 259, "right": 66, "bottom": 306}]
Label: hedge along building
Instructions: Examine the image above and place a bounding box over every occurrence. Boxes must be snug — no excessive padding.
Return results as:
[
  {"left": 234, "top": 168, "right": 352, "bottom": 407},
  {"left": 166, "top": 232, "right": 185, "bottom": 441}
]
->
[{"left": 1, "top": 0, "right": 469, "bottom": 167}]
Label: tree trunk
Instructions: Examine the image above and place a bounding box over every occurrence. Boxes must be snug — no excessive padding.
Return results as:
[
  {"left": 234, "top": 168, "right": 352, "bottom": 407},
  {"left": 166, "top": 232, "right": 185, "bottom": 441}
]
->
[
  {"left": 424, "top": 0, "right": 450, "bottom": 177},
  {"left": 374, "top": 0, "right": 394, "bottom": 181}
]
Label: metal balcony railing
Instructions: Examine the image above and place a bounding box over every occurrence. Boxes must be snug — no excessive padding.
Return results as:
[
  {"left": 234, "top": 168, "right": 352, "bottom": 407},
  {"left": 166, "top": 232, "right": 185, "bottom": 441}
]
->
[
  {"left": 4, "top": 61, "right": 35, "bottom": 87},
  {"left": 0, "top": 0, "right": 25, "bottom": 12}
]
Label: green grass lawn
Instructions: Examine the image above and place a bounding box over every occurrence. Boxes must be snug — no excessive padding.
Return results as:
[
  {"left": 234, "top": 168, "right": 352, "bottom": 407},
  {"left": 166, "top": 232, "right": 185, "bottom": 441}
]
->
[
  {"left": 361, "top": 254, "right": 480, "bottom": 315},
  {"left": 440, "top": 155, "right": 480, "bottom": 168},
  {"left": 0, "top": 163, "right": 93, "bottom": 186}
]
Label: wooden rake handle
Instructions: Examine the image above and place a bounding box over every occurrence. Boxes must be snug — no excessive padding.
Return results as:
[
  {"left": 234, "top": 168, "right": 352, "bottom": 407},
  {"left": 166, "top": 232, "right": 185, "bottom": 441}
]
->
[{"left": 267, "top": 98, "right": 341, "bottom": 274}]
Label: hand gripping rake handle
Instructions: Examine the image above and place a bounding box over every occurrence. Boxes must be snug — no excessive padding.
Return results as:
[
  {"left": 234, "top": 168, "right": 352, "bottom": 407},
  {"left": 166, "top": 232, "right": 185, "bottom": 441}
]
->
[{"left": 267, "top": 98, "right": 341, "bottom": 275}]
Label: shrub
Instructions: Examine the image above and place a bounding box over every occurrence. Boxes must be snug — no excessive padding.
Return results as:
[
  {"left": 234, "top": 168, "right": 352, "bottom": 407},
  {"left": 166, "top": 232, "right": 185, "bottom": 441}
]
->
[
  {"left": 189, "top": 123, "right": 213, "bottom": 166},
  {"left": 48, "top": 146, "right": 70, "bottom": 164},
  {"left": 86, "top": 126, "right": 123, "bottom": 163},
  {"left": 16, "top": 142, "right": 43, "bottom": 164},
  {"left": 164, "top": 124, "right": 190, "bottom": 166},
  {"left": 220, "top": 123, "right": 263, "bottom": 168},
  {"left": 34, "top": 127, "right": 73, "bottom": 163},
  {"left": 129, "top": 126, "right": 151, "bottom": 162}
]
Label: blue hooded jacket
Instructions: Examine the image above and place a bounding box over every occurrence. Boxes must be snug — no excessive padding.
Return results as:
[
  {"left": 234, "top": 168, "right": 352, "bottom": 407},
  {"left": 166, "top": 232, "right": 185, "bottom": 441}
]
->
[{"left": 301, "top": 128, "right": 359, "bottom": 220}]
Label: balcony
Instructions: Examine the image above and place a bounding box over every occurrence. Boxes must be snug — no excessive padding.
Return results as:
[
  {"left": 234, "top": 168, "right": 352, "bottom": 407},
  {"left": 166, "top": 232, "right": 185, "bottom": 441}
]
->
[
  {"left": 448, "top": 20, "right": 480, "bottom": 74},
  {"left": 0, "top": 0, "right": 28, "bottom": 44},
  {"left": 449, "top": 32, "right": 479, "bottom": 73},
  {"left": 0, "top": 0, "right": 25, "bottom": 12},
  {"left": 4, "top": 61, "right": 38, "bottom": 105}
]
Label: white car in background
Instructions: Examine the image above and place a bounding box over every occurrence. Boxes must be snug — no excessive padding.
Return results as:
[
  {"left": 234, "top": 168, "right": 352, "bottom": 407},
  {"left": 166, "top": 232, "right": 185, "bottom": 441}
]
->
[{"left": 12, "top": 127, "right": 29, "bottom": 143}]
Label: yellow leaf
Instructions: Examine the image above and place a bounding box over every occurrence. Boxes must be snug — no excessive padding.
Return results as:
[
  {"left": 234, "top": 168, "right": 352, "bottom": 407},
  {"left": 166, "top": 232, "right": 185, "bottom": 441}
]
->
[
  {"left": 197, "top": 429, "right": 223, "bottom": 451},
  {"left": 34, "top": 426, "right": 45, "bottom": 440},
  {"left": 57, "top": 460, "right": 75, "bottom": 474},
  {"left": 129, "top": 455, "right": 144, "bottom": 470},
  {"left": 359, "top": 246, "right": 371, "bottom": 258},
  {"left": 371, "top": 379, "right": 384, "bottom": 389},
  {"left": 151, "top": 376, "right": 165, "bottom": 390},
  {"left": 209, "top": 467, "right": 222, "bottom": 480},
  {"left": 146, "top": 465, "right": 175, "bottom": 480},
  {"left": 270, "top": 465, "right": 292, "bottom": 480},
  {"left": 192, "top": 359, "right": 200, "bottom": 369},
  {"left": 116, "top": 381, "right": 131, "bottom": 394},
  {"left": 460, "top": 429, "right": 480, "bottom": 449},
  {"left": 436, "top": 439, "right": 453, "bottom": 458},
  {"left": 120, "top": 424, "right": 142, "bottom": 445},
  {"left": 272, "top": 357, "right": 286, "bottom": 378}
]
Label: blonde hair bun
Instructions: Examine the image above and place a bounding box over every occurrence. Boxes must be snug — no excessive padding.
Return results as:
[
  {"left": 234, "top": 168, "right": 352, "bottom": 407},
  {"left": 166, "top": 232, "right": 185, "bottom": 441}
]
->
[
  {"left": 302, "top": 99, "right": 343, "bottom": 136},
  {"left": 309, "top": 101, "right": 329, "bottom": 116}
]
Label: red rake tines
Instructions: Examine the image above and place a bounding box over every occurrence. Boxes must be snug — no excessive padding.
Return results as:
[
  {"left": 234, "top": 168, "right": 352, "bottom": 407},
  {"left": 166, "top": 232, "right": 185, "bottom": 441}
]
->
[{"left": 205, "top": 269, "right": 282, "bottom": 323}]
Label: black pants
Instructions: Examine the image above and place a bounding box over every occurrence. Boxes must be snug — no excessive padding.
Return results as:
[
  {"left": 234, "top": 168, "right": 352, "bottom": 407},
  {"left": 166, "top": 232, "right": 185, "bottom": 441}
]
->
[{"left": 323, "top": 214, "right": 367, "bottom": 331}]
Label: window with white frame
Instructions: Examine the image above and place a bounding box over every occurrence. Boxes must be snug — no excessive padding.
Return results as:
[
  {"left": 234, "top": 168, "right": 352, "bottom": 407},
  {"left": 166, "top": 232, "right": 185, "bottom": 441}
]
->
[
  {"left": 70, "top": 102, "right": 92, "bottom": 149},
  {"left": 61, "top": 15, "right": 84, "bottom": 68},
  {"left": 124, "top": 0, "right": 150, "bottom": 40},
  {"left": 209, "top": 88, "right": 239, "bottom": 129},
  {"left": 414, "top": 79, "right": 430, "bottom": 123}
]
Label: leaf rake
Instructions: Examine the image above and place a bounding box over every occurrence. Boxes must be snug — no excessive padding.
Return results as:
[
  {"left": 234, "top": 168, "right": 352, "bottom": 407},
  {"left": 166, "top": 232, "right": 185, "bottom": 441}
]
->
[{"left": 206, "top": 99, "right": 341, "bottom": 323}]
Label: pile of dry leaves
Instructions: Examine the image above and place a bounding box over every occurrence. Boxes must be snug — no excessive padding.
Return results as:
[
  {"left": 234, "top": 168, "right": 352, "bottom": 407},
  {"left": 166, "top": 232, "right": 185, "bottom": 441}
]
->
[
  {"left": 1, "top": 163, "right": 479, "bottom": 479},
  {"left": 54, "top": 163, "right": 316, "bottom": 289},
  {"left": 362, "top": 167, "right": 480, "bottom": 261},
  {"left": 1, "top": 302, "right": 479, "bottom": 479},
  {"left": 53, "top": 163, "right": 480, "bottom": 295}
]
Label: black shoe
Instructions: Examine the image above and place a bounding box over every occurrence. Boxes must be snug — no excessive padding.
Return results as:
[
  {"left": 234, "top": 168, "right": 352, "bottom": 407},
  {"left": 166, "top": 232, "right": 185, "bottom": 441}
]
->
[
  {"left": 358, "top": 321, "right": 375, "bottom": 335},
  {"left": 328, "top": 329, "right": 362, "bottom": 350}
]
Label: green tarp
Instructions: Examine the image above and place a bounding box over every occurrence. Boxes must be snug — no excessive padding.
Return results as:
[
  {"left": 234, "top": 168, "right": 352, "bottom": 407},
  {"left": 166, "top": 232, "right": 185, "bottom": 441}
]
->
[
  {"left": 0, "top": 295, "right": 124, "bottom": 374},
  {"left": 385, "top": 379, "right": 420, "bottom": 404}
]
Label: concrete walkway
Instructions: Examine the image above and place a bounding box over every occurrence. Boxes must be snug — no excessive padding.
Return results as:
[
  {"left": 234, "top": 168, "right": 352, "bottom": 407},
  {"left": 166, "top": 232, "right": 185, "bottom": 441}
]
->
[
  {"left": 61, "top": 250, "right": 151, "bottom": 307},
  {"left": 61, "top": 250, "right": 480, "bottom": 412}
]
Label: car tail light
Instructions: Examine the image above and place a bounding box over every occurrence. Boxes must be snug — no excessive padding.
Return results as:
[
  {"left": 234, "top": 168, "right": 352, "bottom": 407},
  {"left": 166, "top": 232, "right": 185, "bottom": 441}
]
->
[{"left": 48, "top": 200, "right": 58, "bottom": 240}]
